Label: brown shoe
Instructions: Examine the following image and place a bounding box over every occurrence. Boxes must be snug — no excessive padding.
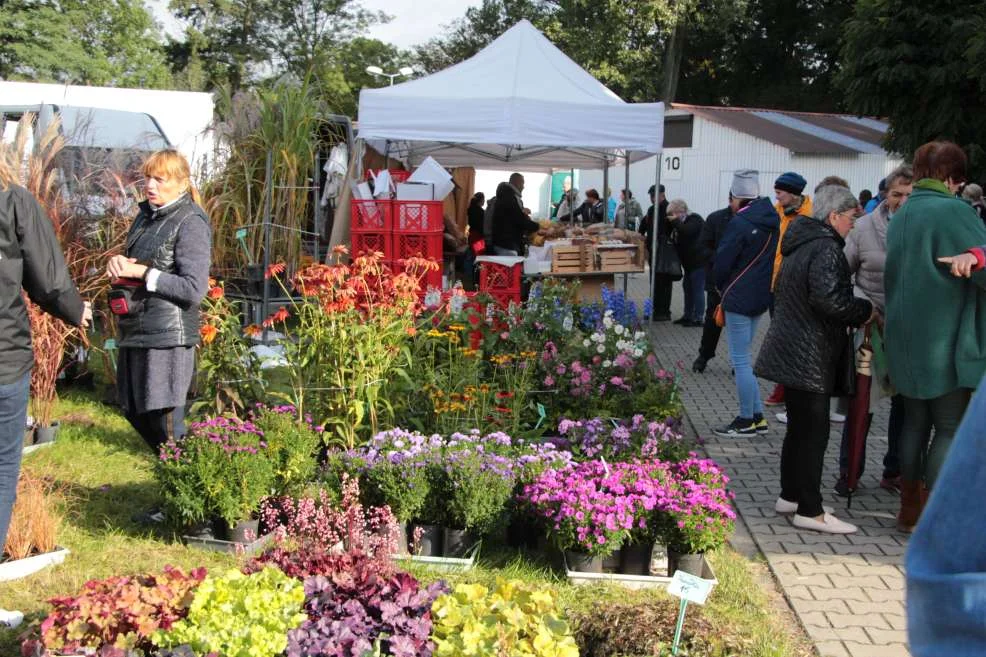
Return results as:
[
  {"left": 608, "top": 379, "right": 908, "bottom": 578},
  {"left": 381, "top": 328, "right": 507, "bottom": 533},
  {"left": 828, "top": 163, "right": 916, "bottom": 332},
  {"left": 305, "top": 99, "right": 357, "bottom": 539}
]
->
[{"left": 896, "top": 480, "right": 923, "bottom": 533}]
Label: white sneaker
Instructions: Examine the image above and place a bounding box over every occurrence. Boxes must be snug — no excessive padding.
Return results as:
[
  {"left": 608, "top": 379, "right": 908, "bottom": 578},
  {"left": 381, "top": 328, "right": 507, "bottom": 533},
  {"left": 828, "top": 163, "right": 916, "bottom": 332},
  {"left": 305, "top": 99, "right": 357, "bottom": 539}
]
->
[
  {"left": 792, "top": 512, "right": 857, "bottom": 534},
  {"left": 774, "top": 497, "right": 833, "bottom": 514},
  {"left": 830, "top": 411, "right": 846, "bottom": 423},
  {"left": 776, "top": 412, "right": 788, "bottom": 424}
]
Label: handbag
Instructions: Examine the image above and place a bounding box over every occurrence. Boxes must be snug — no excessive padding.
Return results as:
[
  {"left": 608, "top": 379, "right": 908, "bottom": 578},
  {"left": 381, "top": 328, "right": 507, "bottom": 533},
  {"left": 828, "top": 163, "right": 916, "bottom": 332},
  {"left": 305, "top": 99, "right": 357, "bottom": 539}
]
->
[
  {"left": 654, "top": 235, "right": 683, "bottom": 281},
  {"left": 711, "top": 233, "right": 773, "bottom": 328}
]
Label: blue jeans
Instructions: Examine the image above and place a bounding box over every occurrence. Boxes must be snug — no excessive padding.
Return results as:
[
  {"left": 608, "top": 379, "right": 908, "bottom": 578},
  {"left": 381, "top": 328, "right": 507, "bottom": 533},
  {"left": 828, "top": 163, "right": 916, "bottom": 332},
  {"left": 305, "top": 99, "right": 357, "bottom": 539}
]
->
[
  {"left": 681, "top": 269, "right": 706, "bottom": 322},
  {"left": 0, "top": 371, "right": 30, "bottom": 551},
  {"left": 907, "top": 376, "right": 986, "bottom": 656},
  {"left": 724, "top": 311, "right": 764, "bottom": 419}
]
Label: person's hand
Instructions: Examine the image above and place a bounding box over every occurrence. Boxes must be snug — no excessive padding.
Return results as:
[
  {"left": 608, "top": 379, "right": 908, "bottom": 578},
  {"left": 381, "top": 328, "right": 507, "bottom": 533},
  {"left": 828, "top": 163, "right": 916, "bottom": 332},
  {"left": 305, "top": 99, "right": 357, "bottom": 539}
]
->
[
  {"left": 80, "top": 301, "right": 93, "bottom": 330},
  {"left": 106, "top": 254, "right": 138, "bottom": 279},
  {"left": 938, "top": 253, "right": 979, "bottom": 278}
]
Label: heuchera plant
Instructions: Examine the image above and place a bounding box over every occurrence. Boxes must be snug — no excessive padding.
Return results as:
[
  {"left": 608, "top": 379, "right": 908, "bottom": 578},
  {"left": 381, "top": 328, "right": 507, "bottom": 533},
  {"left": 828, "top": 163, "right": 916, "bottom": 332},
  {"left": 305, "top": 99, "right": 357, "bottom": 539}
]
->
[
  {"left": 284, "top": 550, "right": 448, "bottom": 657},
  {"left": 430, "top": 579, "right": 579, "bottom": 657},
  {"left": 150, "top": 566, "right": 305, "bottom": 657},
  {"left": 31, "top": 566, "right": 206, "bottom": 654}
]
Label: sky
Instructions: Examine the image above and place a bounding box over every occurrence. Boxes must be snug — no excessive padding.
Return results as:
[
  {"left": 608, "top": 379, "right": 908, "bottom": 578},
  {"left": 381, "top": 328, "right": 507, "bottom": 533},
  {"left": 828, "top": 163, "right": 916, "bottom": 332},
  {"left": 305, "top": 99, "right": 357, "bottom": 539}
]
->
[{"left": 149, "top": 0, "right": 475, "bottom": 50}]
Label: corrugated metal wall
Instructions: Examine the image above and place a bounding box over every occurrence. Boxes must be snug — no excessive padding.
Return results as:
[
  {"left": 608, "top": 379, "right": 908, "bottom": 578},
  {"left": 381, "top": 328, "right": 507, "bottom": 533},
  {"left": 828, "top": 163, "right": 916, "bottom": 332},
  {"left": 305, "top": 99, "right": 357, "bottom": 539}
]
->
[{"left": 578, "top": 114, "right": 903, "bottom": 220}]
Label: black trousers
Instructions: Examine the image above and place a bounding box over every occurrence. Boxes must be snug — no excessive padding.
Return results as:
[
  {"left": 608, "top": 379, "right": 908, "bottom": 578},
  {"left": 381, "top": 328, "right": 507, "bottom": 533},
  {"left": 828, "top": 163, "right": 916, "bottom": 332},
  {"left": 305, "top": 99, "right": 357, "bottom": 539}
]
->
[
  {"left": 699, "top": 289, "right": 723, "bottom": 360},
  {"left": 652, "top": 274, "right": 674, "bottom": 318},
  {"left": 124, "top": 405, "right": 185, "bottom": 455},
  {"left": 780, "top": 387, "right": 830, "bottom": 517}
]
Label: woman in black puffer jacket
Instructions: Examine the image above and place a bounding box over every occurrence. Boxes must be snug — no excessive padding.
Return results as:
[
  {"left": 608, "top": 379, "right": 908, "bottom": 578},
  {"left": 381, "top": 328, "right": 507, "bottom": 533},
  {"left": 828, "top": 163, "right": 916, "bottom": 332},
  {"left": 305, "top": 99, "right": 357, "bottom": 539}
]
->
[{"left": 755, "top": 184, "right": 873, "bottom": 535}]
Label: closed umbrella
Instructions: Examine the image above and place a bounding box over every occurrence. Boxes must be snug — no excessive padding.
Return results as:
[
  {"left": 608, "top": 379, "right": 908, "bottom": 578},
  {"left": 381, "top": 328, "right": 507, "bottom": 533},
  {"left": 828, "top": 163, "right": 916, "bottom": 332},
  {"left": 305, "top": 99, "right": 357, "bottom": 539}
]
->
[{"left": 845, "top": 325, "right": 873, "bottom": 508}]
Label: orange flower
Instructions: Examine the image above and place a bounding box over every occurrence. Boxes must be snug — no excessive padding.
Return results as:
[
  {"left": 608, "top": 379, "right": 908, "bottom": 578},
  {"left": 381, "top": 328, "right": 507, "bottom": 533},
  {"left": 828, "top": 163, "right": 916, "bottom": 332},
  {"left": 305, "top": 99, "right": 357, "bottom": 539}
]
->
[
  {"left": 266, "top": 262, "right": 286, "bottom": 279},
  {"left": 405, "top": 326, "right": 417, "bottom": 337},
  {"left": 332, "top": 244, "right": 350, "bottom": 256},
  {"left": 262, "top": 306, "right": 290, "bottom": 327},
  {"left": 200, "top": 324, "right": 218, "bottom": 345},
  {"left": 207, "top": 285, "right": 224, "bottom": 300},
  {"left": 208, "top": 277, "right": 217, "bottom": 288},
  {"left": 243, "top": 324, "right": 262, "bottom": 338}
]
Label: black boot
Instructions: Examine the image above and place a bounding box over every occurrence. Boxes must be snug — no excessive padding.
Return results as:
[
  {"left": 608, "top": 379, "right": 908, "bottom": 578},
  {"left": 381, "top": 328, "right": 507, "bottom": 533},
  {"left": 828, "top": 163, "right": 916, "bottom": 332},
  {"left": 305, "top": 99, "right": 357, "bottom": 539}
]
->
[{"left": 692, "top": 356, "right": 708, "bottom": 373}]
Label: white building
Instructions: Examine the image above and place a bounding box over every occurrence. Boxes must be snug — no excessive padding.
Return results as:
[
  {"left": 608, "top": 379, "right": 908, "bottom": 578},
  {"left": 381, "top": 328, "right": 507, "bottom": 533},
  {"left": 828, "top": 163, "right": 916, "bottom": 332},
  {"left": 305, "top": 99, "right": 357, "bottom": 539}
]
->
[{"left": 576, "top": 103, "right": 904, "bottom": 219}]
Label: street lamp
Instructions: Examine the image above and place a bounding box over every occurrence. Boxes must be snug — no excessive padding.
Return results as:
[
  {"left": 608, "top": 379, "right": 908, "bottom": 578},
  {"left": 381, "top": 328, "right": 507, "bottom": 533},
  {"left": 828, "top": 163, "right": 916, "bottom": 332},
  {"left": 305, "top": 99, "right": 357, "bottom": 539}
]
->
[{"left": 365, "top": 65, "right": 415, "bottom": 86}]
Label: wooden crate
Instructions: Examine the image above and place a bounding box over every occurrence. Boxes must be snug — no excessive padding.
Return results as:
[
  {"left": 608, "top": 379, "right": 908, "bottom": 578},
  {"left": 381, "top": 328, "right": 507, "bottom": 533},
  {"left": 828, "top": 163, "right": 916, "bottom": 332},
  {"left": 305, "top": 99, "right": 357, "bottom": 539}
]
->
[
  {"left": 551, "top": 245, "right": 590, "bottom": 273},
  {"left": 596, "top": 242, "right": 644, "bottom": 272}
]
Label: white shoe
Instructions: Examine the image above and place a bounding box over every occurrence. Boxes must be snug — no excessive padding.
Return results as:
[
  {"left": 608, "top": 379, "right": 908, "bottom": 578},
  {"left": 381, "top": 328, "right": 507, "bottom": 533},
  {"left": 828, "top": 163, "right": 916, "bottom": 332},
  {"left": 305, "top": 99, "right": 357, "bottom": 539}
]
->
[
  {"left": 776, "top": 412, "right": 788, "bottom": 424},
  {"left": 792, "top": 512, "right": 857, "bottom": 534},
  {"left": 830, "top": 411, "right": 846, "bottom": 423},
  {"left": 774, "top": 497, "right": 833, "bottom": 514}
]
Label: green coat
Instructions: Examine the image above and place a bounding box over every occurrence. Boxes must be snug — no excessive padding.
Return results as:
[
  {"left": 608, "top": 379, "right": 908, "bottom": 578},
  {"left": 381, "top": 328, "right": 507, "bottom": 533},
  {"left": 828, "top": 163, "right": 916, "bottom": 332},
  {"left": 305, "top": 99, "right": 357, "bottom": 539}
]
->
[{"left": 885, "top": 181, "right": 986, "bottom": 399}]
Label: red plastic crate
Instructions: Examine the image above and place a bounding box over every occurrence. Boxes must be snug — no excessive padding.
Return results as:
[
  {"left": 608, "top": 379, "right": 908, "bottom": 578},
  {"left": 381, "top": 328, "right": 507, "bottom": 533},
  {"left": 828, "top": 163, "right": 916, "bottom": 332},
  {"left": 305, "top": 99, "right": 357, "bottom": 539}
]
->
[
  {"left": 486, "top": 288, "right": 522, "bottom": 307},
  {"left": 351, "top": 199, "right": 392, "bottom": 231},
  {"left": 351, "top": 230, "right": 392, "bottom": 259},
  {"left": 478, "top": 260, "right": 523, "bottom": 294},
  {"left": 365, "top": 168, "right": 412, "bottom": 183},
  {"left": 393, "top": 200, "right": 444, "bottom": 233},
  {"left": 393, "top": 231, "right": 443, "bottom": 262}
]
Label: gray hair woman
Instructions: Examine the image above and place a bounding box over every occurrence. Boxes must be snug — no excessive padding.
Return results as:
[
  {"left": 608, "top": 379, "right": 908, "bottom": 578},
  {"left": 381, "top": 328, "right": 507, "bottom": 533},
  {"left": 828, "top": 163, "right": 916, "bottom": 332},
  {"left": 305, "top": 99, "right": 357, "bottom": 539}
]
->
[{"left": 755, "top": 184, "right": 874, "bottom": 534}]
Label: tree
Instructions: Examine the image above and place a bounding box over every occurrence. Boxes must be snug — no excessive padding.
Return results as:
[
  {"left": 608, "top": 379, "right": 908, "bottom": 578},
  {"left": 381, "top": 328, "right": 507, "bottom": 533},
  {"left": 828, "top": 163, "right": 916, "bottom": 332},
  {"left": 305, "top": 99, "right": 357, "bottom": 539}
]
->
[
  {"left": 839, "top": 0, "right": 986, "bottom": 179},
  {"left": 169, "top": 0, "right": 387, "bottom": 91},
  {"left": 0, "top": 0, "right": 172, "bottom": 87}
]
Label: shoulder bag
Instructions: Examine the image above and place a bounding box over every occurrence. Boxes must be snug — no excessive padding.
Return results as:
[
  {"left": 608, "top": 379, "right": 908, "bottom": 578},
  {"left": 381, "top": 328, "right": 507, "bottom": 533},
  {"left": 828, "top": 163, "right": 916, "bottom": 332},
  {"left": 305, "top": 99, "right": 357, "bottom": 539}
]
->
[{"left": 712, "top": 233, "right": 773, "bottom": 327}]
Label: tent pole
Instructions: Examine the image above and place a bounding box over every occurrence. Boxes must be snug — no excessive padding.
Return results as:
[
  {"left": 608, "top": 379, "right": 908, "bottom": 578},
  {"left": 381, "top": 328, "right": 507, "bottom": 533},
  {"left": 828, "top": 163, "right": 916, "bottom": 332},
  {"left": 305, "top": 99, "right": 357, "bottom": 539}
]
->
[
  {"left": 623, "top": 152, "right": 631, "bottom": 296},
  {"left": 602, "top": 159, "right": 609, "bottom": 223},
  {"left": 649, "top": 151, "right": 663, "bottom": 319}
]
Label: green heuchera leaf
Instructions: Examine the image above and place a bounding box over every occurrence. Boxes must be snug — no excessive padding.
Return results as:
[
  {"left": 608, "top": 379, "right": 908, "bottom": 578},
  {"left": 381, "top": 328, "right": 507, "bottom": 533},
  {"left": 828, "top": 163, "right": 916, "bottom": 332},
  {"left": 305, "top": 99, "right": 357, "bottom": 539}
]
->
[
  {"left": 431, "top": 578, "right": 579, "bottom": 657},
  {"left": 151, "top": 567, "right": 306, "bottom": 657}
]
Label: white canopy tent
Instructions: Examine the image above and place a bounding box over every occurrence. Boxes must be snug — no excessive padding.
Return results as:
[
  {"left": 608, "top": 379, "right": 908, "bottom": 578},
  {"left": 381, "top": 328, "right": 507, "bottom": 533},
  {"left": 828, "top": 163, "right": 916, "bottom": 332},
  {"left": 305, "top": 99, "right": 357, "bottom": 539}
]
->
[{"left": 357, "top": 19, "right": 665, "bottom": 172}]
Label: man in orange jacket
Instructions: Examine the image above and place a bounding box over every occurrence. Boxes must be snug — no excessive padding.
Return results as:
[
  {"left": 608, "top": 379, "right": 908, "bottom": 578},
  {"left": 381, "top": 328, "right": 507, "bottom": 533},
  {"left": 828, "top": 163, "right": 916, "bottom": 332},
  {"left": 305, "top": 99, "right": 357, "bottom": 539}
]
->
[{"left": 765, "top": 171, "right": 812, "bottom": 406}]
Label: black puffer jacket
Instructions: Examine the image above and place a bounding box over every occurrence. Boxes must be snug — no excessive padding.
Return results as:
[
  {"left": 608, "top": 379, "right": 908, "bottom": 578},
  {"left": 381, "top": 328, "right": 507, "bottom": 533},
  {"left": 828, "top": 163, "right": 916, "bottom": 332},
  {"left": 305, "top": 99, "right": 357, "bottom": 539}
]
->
[
  {"left": 672, "top": 212, "right": 705, "bottom": 272},
  {"left": 755, "top": 216, "right": 872, "bottom": 394}
]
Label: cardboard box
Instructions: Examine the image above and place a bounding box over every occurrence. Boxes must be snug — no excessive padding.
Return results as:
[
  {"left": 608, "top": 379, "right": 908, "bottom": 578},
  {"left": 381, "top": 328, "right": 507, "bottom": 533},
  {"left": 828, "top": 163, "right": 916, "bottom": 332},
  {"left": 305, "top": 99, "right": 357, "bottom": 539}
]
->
[{"left": 407, "top": 156, "right": 454, "bottom": 200}]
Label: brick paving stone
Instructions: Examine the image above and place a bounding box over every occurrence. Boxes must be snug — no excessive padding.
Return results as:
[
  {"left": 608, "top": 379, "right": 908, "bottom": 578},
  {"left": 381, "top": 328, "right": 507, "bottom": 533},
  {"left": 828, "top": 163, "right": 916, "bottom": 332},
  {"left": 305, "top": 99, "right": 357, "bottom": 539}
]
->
[
  {"left": 816, "top": 641, "right": 852, "bottom": 657},
  {"left": 626, "top": 272, "right": 910, "bottom": 657}
]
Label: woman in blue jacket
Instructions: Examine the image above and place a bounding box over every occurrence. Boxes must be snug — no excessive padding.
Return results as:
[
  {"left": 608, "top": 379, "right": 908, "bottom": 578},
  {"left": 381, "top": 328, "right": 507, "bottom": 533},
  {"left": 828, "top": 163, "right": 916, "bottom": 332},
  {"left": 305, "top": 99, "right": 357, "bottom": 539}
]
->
[{"left": 713, "top": 170, "right": 779, "bottom": 437}]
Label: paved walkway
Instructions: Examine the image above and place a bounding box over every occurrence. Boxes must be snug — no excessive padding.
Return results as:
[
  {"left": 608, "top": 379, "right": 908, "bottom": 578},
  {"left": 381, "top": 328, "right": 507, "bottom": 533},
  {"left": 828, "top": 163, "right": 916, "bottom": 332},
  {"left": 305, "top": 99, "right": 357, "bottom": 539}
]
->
[{"left": 621, "top": 273, "right": 910, "bottom": 657}]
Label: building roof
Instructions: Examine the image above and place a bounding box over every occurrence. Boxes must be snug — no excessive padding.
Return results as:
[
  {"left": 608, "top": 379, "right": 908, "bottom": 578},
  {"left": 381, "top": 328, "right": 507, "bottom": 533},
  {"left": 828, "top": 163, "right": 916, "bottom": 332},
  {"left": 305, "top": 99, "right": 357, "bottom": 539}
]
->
[{"left": 671, "top": 103, "right": 890, "bottom": 156}]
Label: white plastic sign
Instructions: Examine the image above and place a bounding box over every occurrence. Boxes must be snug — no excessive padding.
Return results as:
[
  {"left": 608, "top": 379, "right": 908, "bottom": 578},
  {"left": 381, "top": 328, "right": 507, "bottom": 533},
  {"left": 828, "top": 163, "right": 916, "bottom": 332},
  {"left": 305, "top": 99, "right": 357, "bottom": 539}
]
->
[{"left": 667, "top": 570, "right": 715, "bottom": 605}]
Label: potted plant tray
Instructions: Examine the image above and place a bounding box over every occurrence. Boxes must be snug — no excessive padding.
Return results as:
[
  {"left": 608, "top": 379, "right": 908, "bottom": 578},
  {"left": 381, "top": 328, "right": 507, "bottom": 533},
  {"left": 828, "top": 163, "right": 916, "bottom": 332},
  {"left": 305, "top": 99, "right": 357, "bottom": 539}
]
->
[
  {"left": 563, "top": 551, "right": 716, "bottom": 591},
  {"left": 0, "top": 546, "right": 70, "bottom": 582},
  {"left": 393, "top": 541, "right": 481, "bottom": 572},
  {"left": 182, "top": 531, "right": 274, "bottom": 556},
  {"left": 22, "top": 441, "right": 56, "bottom": 456}
]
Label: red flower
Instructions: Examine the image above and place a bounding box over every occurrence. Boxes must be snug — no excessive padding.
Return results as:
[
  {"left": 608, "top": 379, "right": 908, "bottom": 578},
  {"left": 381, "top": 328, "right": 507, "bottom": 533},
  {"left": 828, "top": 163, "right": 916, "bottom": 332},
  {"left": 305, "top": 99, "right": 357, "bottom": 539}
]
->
[
  {"left": 468, "top": 330, "right": 483, "bottom": 350},
  {"left": 200, "top": 324, "right": 218, "bottom": 344},
  {"left": 266, "top": 262, "right": 286, "bottom": 279},
  {"left": 207, "top": 285, "right": 224, "bottom": 300},
  {"left": 263, "top": 306, "right": 290, "bottom": 327}
]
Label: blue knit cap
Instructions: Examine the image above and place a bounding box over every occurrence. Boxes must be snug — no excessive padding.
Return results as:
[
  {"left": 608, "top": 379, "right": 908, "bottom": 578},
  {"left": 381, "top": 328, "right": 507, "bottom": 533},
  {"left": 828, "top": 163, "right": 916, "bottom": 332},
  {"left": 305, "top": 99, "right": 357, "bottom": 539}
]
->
[{"left": 774, "top": 172, "right": 807, "bottom": 195}]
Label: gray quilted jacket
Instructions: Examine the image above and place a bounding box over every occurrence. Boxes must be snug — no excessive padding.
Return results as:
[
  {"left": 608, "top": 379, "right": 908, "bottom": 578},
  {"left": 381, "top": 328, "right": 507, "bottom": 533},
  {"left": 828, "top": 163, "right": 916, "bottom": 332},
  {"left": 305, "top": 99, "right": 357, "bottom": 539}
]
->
[
  {"left": 844, "top": 201, "right": 889, "bottom": 313},
  {"left": 755, "top": 216, "right": 872, "bottom": 394}
]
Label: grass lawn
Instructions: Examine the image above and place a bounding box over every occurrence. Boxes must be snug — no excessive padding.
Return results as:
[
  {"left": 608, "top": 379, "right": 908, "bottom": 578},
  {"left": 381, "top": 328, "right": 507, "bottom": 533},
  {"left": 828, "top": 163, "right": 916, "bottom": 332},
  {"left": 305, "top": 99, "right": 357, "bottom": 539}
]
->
[{"left": 1, "top": 391, "right": 813, "bottom": 657}]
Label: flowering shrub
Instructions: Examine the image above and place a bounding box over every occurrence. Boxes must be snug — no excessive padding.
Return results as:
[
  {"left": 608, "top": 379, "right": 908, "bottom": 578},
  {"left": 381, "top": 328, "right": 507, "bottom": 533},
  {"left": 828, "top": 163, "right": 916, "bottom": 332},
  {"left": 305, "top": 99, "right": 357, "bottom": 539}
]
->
[
  {"left": 151, "top": 566, "right": 306, "bottom": 657},
  {"left": 664, "top": 456, "right": 737, "bottom": 554},
  {"left": 340, "top": 429, "right": 572, "bottom": 535},
  {"left": 31, "top": 566, "right": 206, "bottom": 654},
  {"left": 194, "top": 279, "right": 262, "bottom": 417},
  {"left": 284, "top": 551, "right": 447, "bottom": 657},
  {"left": 520, "top": 457, "right": 734, "bottom": 556},
  {"left": 266, "top": 250, "right": 435, "bottom": 449},
  {"left": 248, "top": 403, "right": 322, "bottom": 497},
  {"left": 555, "top": 415, "right": 690, "bottom": 463},
  {"left": 430, "top": 579, "right": 579, "bottom": 657},
  {"left": 157, "top": 415, "right": 274, "bottom": 527}
]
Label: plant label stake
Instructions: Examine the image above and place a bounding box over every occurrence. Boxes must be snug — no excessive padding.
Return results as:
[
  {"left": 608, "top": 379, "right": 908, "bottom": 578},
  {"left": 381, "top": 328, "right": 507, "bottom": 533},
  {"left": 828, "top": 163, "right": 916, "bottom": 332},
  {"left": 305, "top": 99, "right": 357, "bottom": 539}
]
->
[
  {"left": 235, "top": 227, "right": 253, "bottom": 264},
  {"left": 534, "top": 402, "right": 547, "bottom": 430},
  {"left": 667, "top": 570, "right": 716, "bottom": 655}
]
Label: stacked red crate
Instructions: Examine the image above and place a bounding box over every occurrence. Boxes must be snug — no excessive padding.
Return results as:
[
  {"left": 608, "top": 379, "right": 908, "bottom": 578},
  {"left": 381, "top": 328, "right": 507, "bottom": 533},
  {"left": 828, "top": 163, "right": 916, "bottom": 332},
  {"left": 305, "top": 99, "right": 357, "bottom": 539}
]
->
[
  {"left": 350, "top": 199, "right": 393, "bottom": 260},
  {"left": 476, "top": 257, "right": 523, "bottom": 306},
  {"left": 392, "top": 201, "right": 444, "bottom": 292}
]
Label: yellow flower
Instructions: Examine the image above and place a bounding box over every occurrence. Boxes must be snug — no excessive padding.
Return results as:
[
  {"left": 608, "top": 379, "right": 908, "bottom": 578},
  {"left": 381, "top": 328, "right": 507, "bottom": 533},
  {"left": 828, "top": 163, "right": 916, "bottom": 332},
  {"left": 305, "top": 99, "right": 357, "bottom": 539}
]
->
[
  {"left": 447, "top": 334, "right": 461, "bottom": 345},
  {"left": 447, "top": 323, "right": 466, "bottom": 332},
  {"left": 520, "top": 350, "right": 537, "bottom": 359},
  {"left": 426, "top": 329, "right": 445, "bottom": 338}
]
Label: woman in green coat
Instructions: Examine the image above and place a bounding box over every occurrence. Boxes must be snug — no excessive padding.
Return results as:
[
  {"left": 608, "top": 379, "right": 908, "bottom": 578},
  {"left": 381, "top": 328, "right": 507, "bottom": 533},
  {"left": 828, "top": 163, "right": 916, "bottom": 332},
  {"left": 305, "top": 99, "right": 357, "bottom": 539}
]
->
[{"left": 884, "top": 140, "right": 986, "bottom": 533}]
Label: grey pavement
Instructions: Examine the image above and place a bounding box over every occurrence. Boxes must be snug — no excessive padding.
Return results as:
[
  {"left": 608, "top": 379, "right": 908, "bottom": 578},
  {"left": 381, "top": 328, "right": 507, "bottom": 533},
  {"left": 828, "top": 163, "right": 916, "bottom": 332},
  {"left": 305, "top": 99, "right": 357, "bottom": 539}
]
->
[{"left": 620, "top": 273, "right": 910, "bottom": 657}]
